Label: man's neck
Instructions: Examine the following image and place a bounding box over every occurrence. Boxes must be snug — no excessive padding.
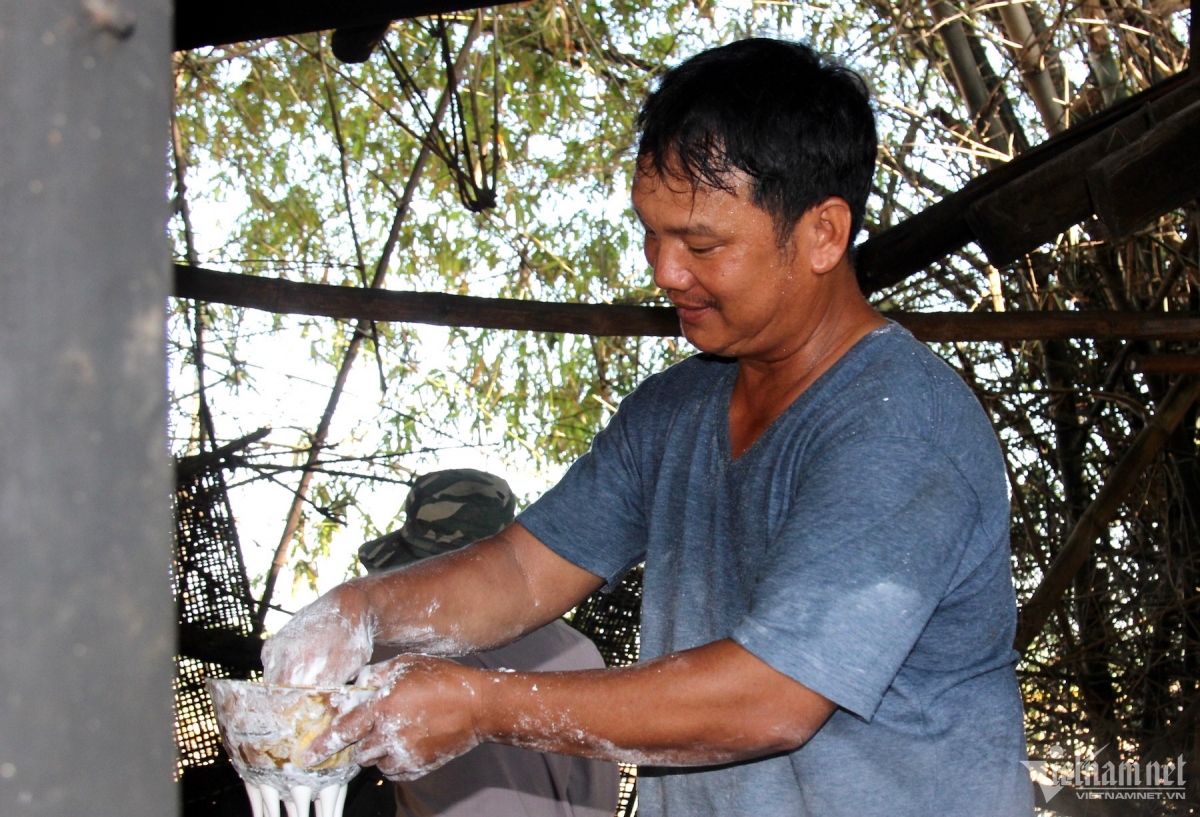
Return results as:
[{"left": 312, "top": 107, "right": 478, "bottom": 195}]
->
[{"left": 728, "top": 273, "right": 885, "bottom": 458}]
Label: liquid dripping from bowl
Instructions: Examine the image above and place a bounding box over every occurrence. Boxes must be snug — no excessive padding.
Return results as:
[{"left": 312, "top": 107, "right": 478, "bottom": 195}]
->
[{"left": 243, "top": 780, "right": 349, "bottom": 817}]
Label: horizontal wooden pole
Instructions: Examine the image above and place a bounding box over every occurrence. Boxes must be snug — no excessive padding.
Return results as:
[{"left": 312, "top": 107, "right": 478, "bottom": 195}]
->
[
  {"left": 175, "top": 264, "right": 681, "bottom": 336},
  {"left": 897, "top": 310, "right": 1200, "bottom": 343},
  {"left": 176, "top": 265, "right": 1200, "bottom": 342},
  {"left": 1130, "top": 354, "right": 1200, "bottom": 374}
]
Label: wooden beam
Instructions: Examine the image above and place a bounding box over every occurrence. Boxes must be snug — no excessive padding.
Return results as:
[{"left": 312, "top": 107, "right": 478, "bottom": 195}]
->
[
  {"left": 1129, "top": 354, "right": 1200, "bottom": 375},
  {"left": 964, "top": 113, "right": 1151, "bottom": 265},
  {"left": 965, "top": 78, "right": 1200, "bottom": 265},
  {"left": 1086, "top": 100, "right": 1200, "bottom": 239},
  {"left": 174, "top": 0, "right": 509, "bottom": 51},
  {"left": 176, "top": 264, "right": 1200, "bottom": 341},
  {"left": 855, "top": 71, "right": 1199, "bottom": 294},
  {"left": 176, "top": 264, "right": 681, "bottom": 336},
  {"left": 1015, "top": 376, "right": 1200, "bottom": 654},
  {"left": 897, "top": 310, "right": 1200, "bottom": 343}
]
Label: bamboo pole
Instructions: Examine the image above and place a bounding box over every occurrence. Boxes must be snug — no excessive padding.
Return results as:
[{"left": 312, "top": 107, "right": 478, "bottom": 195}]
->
[
  {"left": 1015, "top": 376, "right": 1200, "bottom": 654},
  {"left": 996, "top": 0, "right": 1066, "bottom": 135},
  {"left": 929, "top": 1, "right": 1009, "bottom": 156}
]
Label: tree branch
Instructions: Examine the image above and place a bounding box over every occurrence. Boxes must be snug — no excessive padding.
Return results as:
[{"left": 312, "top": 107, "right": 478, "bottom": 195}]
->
[
  {"left": 1016, "top": 375, "right": 1200, "bottom": 654},
  {"left": 253, "top": 15, "right": 485, "bottom": 630}
]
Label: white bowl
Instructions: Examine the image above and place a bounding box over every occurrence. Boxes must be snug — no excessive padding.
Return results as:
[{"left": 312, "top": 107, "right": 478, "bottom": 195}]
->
[{"left": 207, "top": 678, "right": 375, "bottom": 816}]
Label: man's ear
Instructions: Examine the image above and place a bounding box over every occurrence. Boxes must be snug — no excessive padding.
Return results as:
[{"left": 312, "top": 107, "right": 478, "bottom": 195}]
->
[{"left": 803, "top": 197, "right": 853, "bottom": 275}]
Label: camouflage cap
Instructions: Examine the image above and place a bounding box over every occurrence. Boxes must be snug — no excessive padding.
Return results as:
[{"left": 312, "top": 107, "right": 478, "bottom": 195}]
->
[{"left": 358, "top": 469, "right": 516, "bottom": 572}]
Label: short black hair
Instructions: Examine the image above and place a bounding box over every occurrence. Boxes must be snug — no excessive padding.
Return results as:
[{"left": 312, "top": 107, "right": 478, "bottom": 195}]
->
[{"left": 636, "top": 38, "right": 877, "bottom": 248}]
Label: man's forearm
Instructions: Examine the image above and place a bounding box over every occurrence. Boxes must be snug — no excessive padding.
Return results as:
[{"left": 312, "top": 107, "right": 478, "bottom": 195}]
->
[
  {"left": 263, "top": 524, "right": 603, "bottom": 686},
  {"left": 357, "top": 523, "right": 604, "bottom": 655},
  {"left": 470, "top": 638, "right": 835, "bottom": 766}
]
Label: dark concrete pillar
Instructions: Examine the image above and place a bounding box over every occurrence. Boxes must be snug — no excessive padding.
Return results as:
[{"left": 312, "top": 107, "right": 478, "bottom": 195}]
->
[{"left": 0, "top": 0, "right": 177, "bottom": 814}]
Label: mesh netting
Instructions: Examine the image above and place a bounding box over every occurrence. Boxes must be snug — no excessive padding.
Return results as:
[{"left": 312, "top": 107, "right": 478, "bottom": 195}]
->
[
  {"left": 174, "top": 656, "right": 230, "bottom": 766},
  {"left": 570, "top": 565, "right": 642, "bottom": 671},
  {"left": 172, "top": 460, "right": 258, "bottom": 771},
  {"left": 173, "top": 463, "right": 256, "bottom": 633},
  {"left": 569, "top": 565, "right": 644, "bottom": 817}
]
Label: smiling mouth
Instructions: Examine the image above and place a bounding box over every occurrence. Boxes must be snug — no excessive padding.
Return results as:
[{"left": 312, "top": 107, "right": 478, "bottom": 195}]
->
[{"left": 671, "top": 299, "right": 717, "bottom": 319}]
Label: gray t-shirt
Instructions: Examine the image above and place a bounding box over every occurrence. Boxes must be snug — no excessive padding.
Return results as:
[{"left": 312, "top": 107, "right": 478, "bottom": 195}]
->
[{"left": 518, "top": 323, "right": 1032, "bottom": 817}]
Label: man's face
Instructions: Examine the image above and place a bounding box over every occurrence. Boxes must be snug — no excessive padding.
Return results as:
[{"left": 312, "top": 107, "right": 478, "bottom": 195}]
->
[{"left": 632, "top": 166, "right": 818, "bottom": 361}]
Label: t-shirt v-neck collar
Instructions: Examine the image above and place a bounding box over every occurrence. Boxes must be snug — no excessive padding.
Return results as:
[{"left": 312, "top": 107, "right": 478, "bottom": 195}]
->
[{"left": 717, "top": 322, "right": 897, "bottom": 467}]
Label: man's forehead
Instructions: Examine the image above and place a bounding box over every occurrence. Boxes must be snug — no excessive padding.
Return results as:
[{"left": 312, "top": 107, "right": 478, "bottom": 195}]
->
[
  {"left": 632, "top": 168, "right": 747, "bottom": 211},
  {"left": 633, "top": 167, "right": 752, "bottom": 231},
  {"left": 633, "top": 161, "right": 749, "bottom": 196}
]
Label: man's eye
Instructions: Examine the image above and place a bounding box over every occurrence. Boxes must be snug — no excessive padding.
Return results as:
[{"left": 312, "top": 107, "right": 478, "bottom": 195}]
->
[{"left": 689, "top": 244, "right": 717, "bottom": 255}]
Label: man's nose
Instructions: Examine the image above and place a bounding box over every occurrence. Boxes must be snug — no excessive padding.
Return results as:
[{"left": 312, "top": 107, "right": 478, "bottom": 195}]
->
[{"left": 651, "top": 242, "right": 693, "bottom": 292}]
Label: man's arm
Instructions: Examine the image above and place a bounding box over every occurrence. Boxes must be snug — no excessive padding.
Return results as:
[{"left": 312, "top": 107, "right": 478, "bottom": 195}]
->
[
  {"left": 476, "top": 638, "right": 836, "bottom": 764},
  {"left": 303, "top": 638, "right": 835, "bottom": 780},
  {"left": 261, "top": 523, "right": 603, "bottom": 685}
]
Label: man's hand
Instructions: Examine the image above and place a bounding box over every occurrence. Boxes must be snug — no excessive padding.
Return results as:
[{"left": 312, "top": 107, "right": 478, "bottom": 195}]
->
[
  {"left": 303, "top": 654, "right": 482, "bottom": 781},
  {"left": 261, "top": 583, "right": 375, "bottom": 686}
]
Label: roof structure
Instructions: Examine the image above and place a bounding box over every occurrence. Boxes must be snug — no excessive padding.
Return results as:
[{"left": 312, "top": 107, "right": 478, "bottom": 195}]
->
[
  {"left": 172, "top": 3, "right": 1200, "bottom": 344},
  {"left": 174, "top": 0, "right": 509, "bottom": 51}
]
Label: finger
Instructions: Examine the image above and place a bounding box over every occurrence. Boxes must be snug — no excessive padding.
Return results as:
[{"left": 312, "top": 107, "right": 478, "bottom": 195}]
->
[
  {"left": 353, "top": 738, "right": 389, "bottom": 766},
  {"left": 379, "top": 760, "right": 423, "bottom": 783},
  {"left": 355, "top": 659, "right": 397, "bottom": 689},
  {"left": 352, "top": 727, "right": 392, "bottom": 762},
  {"left": 259, "top": 641, "right": 288, "bottom": 684},
  {"left": 302, "top": 704, "right": 374, "bottom": 766}
]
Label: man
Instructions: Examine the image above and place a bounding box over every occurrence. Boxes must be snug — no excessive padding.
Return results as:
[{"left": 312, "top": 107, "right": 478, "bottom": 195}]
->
[
  {"left": 264, "top": 39, "right": 1032, "bottom": 816},
  {"left": 351, "top": 469, "right": 619, "bottom": 817}
]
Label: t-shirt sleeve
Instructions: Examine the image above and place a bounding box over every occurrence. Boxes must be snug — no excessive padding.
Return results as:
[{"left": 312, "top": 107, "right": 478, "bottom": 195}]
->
[
  {"left": 516, "top": 387, "right": 653, "bottom": 590},
  {"left": 731, "top": 435, "right": 980, "bottom": 722}
]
